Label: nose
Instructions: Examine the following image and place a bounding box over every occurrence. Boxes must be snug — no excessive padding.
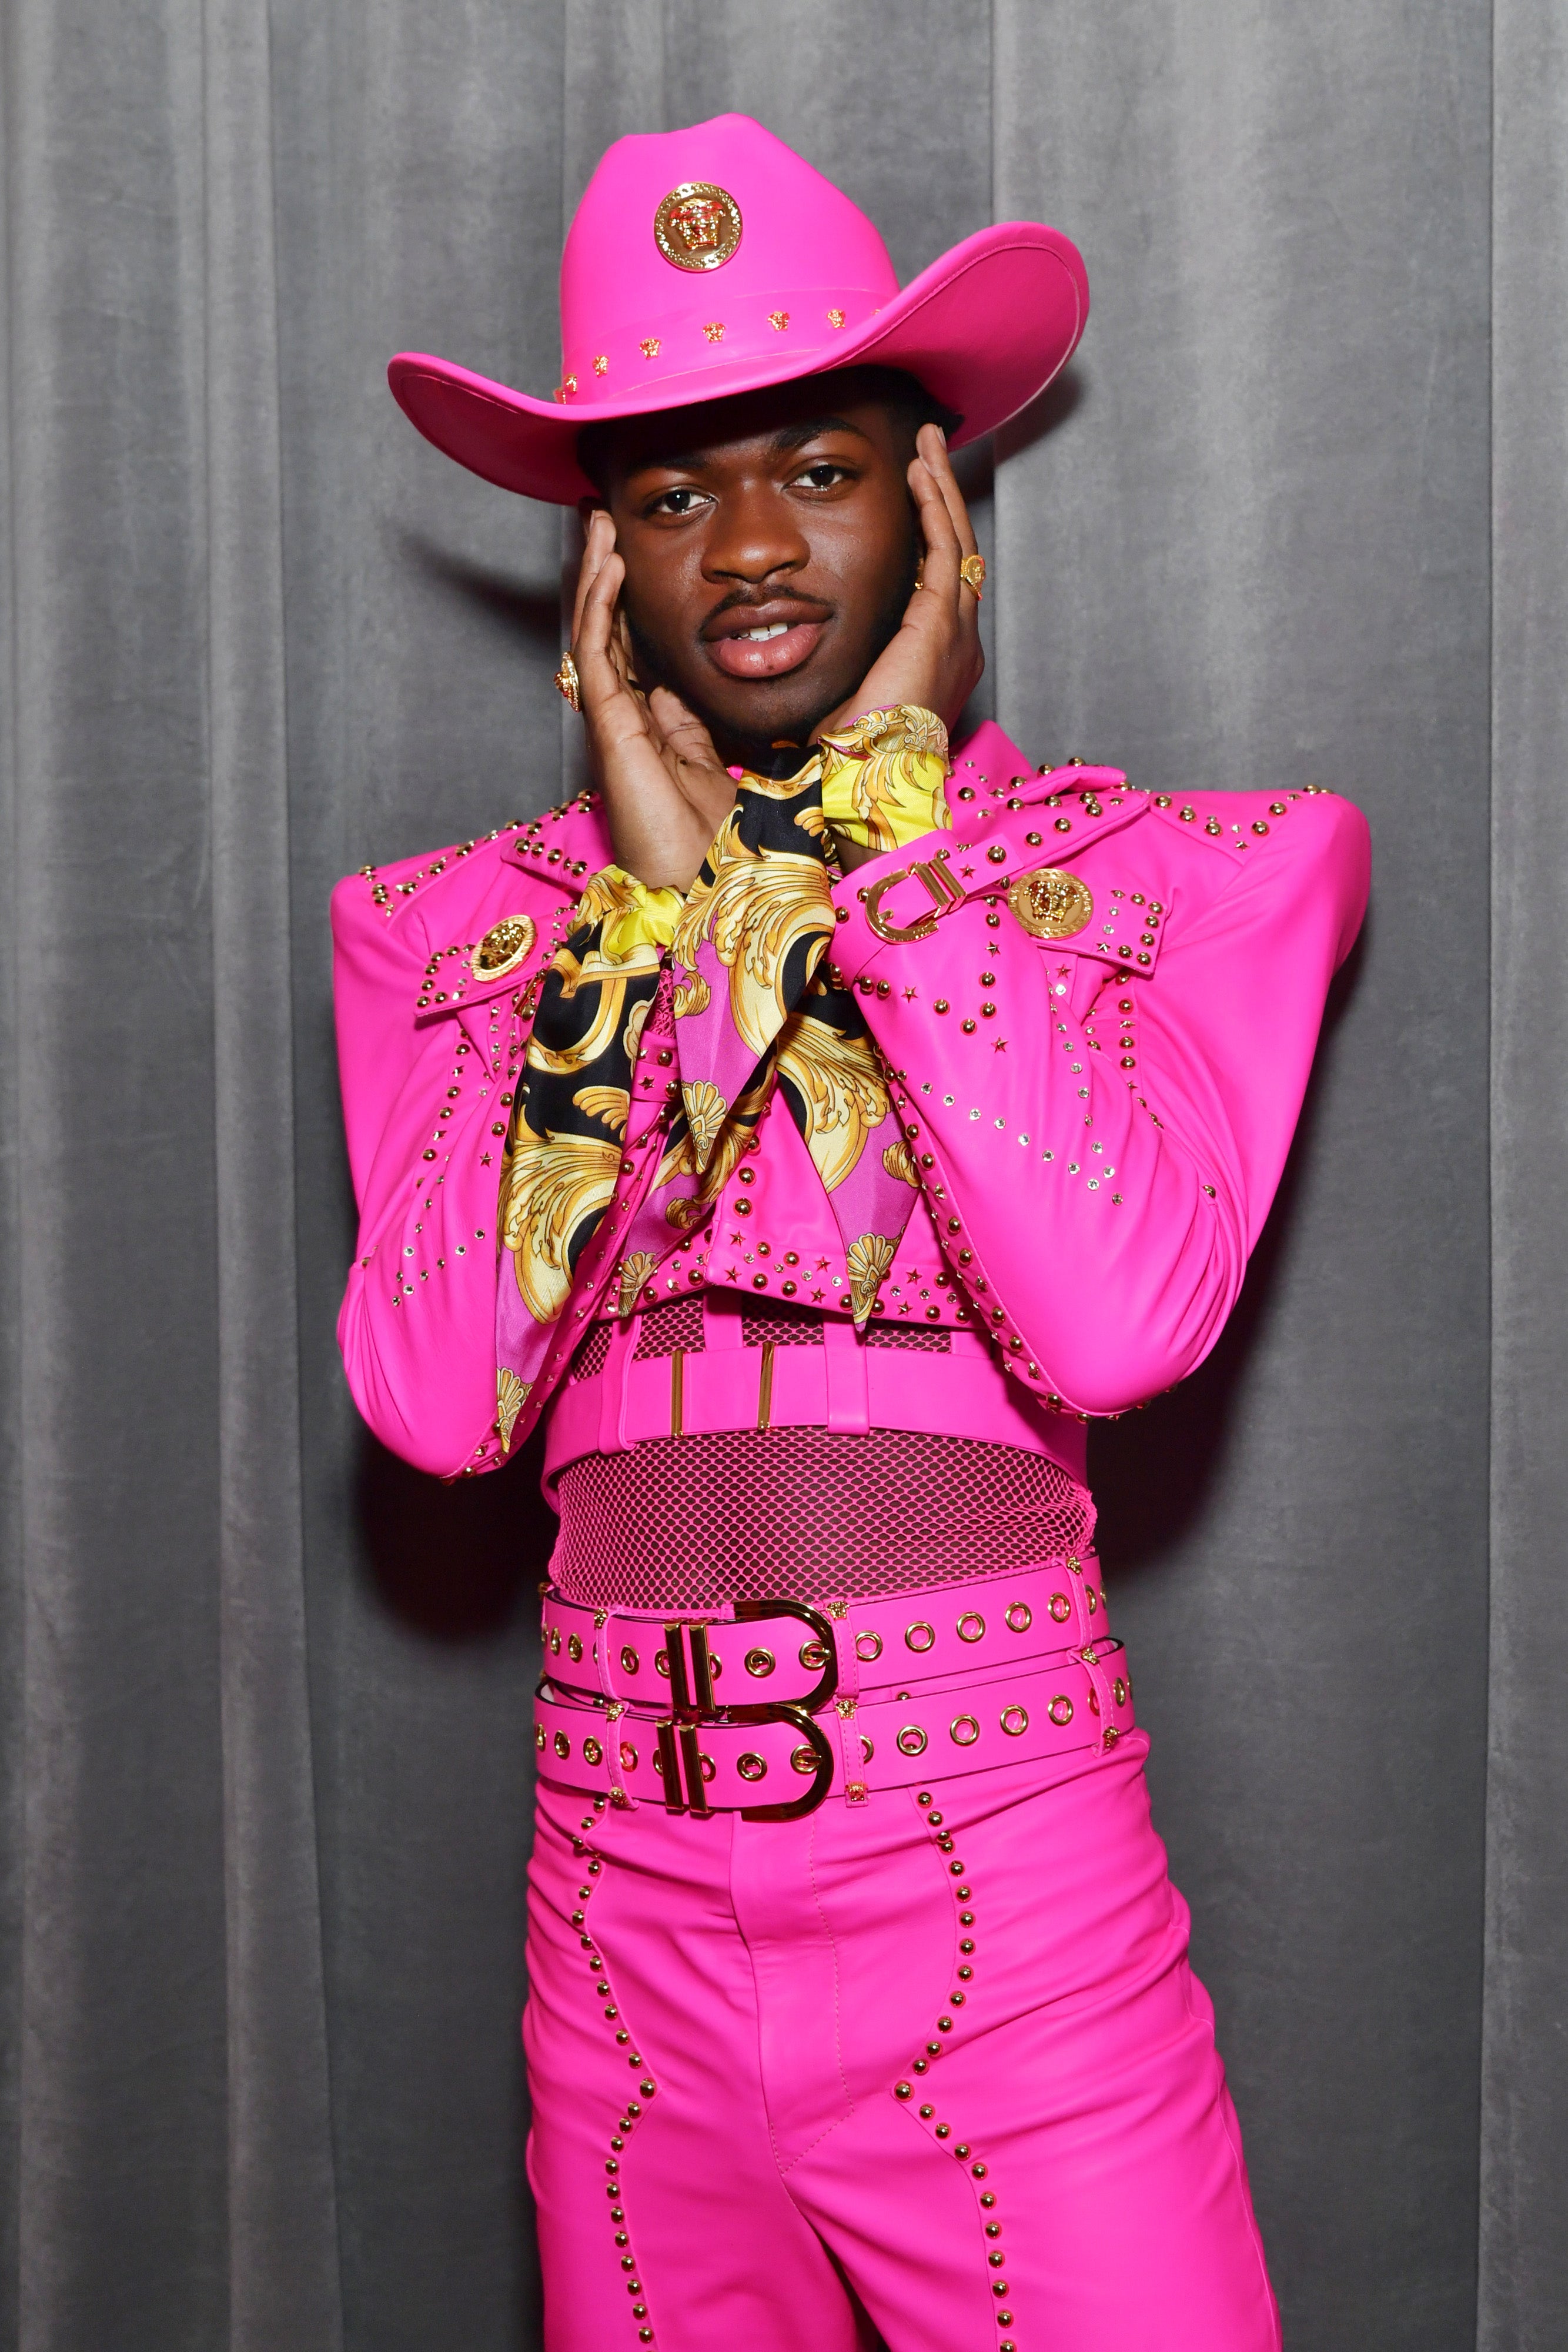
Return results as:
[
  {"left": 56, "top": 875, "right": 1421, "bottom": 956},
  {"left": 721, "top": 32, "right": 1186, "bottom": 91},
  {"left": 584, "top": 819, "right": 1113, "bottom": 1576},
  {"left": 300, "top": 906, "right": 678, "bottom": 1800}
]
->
[{"left": 700, "top": 479, "right": 811, "bottom": 589}]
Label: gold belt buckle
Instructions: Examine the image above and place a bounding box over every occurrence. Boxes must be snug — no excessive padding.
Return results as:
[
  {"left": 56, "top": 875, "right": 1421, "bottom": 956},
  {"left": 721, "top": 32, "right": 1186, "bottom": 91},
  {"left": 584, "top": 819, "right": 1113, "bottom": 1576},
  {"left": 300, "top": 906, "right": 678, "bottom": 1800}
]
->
[
  {"left": 863, "top": 853, "right": 967, "bottom": 944},
  {"left": 656, "top": 1601, "right": 839, "bottom": 1821}
]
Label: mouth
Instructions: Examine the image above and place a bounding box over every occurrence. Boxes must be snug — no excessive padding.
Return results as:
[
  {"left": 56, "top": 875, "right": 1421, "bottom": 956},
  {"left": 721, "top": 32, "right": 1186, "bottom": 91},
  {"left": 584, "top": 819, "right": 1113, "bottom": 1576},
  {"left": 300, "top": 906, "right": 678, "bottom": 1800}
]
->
[{"left": 703, "top": 599, "right": 828, "bottom": 681}]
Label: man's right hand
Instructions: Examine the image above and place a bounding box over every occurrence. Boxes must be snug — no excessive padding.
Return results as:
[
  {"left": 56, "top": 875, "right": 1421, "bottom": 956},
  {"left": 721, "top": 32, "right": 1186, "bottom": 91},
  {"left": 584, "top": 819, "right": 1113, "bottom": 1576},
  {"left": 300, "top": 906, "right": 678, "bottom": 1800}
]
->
[{"left": 571, "top": 509, "right": 737, "bottom": 893}]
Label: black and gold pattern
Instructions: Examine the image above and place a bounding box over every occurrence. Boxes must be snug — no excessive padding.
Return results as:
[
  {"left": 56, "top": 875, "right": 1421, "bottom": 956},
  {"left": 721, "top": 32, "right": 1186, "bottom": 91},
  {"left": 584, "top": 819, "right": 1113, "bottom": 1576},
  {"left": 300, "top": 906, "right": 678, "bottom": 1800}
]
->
[
  {"left": 500, "top": 890, "right": 664, "bottom": 1324},
  {"left": 500, "top": 747, "right": 905, "bottom": 1327}
]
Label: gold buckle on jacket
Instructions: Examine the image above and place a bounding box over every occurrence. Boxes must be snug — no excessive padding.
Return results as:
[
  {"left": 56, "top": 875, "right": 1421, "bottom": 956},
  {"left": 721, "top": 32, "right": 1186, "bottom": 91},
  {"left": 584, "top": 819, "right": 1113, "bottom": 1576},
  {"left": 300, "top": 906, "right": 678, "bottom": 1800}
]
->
[
  {"left": 862, "top": 853, "right": 967, "bottom": 944},
  {"left": 656, "top": 1600, "right": 838, "bottom": 1822}
]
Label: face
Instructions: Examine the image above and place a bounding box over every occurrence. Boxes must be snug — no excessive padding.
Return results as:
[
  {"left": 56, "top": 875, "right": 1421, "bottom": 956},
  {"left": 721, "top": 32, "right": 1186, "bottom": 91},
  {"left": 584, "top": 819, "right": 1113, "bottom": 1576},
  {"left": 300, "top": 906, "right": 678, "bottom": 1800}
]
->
[{"left": 584, "top": 373, "right": 922, "bottom": 760}]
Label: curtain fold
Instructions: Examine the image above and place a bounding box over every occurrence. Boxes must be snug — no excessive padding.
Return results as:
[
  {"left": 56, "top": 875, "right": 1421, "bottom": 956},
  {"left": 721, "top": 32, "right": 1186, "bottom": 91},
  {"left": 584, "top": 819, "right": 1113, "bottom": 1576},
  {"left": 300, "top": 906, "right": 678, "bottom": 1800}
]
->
[
  {"left": 202, "top": 0, "right": 343, "bottom": 2338},
  {"left": 6, "top": 0, "right": 230, "bottom": 2341},
  {"left": 994, "top": 8, "right": 1492, "bottom": 2342},
  {"left": 1482, "top": 2, "right": 1568, "bottom": 2344},
  {"left": 0, "top": 1, "right": 1560, "bottom": 2346}
]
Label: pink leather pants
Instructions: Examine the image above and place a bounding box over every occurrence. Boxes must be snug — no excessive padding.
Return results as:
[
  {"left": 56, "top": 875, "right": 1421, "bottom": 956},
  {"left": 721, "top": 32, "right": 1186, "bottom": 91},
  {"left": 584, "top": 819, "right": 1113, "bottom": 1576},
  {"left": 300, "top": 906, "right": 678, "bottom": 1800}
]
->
[{"left": 525, "top": 1726, "right": 1281, "bottom": 2351}]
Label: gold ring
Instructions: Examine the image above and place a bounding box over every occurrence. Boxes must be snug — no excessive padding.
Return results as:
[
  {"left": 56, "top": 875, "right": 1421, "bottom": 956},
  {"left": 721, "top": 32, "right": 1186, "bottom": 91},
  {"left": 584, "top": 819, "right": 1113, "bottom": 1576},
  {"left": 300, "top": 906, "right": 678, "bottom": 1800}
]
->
[
  {"left": 959, "top": 554, "right": 987, "bottom": 599},
  {"left": 554, "top": 650, "right": 581, "bottom": 712}
]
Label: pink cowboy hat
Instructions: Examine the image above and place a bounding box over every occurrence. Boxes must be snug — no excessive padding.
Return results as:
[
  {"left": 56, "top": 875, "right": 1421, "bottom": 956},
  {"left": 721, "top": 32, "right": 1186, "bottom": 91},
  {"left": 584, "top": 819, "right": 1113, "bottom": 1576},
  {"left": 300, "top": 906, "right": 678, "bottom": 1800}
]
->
[{"left": 389, "top": 115, "right": 1088, "bottom": 505}]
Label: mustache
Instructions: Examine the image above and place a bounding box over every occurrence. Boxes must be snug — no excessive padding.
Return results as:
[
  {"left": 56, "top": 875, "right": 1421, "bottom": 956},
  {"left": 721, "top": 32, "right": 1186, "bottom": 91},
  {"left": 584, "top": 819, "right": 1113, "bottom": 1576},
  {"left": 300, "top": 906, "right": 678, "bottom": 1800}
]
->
[{"left": 700, "top": 585, "right": 834, "bottom": 626}]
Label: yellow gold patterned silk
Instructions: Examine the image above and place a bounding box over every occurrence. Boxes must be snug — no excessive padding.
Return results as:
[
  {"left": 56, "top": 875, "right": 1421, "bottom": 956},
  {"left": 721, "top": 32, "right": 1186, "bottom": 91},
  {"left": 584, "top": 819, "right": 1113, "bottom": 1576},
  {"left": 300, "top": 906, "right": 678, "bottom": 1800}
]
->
[
  {"left": 773, "top": 1012, "right": 890, "bottom": 1194},
  {"left": 818, "top": 703, "right": 952, "bottom": 855},
  {"left": 500, "top": 1127, "right": 621, "bottom": 1324},
  {"left": 670, "top": 803, "right": 835, "bottom": 1083},
  {"left": 501, "top": 718, "right": 942, "bottom": 1336},
  {"left": 846, "top": 1232, "right": 897, "bottom": 1323},
  {"left": 584, "top": 863, "right": 686, "bottom": 956}
]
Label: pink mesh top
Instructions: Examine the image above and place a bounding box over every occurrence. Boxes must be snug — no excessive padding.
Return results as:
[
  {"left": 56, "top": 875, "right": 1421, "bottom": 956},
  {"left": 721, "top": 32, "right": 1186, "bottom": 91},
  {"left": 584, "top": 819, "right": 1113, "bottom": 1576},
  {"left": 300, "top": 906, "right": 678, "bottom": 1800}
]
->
[{"left": 550, "top": 1297, "right": 1094, "bottom": 1609}]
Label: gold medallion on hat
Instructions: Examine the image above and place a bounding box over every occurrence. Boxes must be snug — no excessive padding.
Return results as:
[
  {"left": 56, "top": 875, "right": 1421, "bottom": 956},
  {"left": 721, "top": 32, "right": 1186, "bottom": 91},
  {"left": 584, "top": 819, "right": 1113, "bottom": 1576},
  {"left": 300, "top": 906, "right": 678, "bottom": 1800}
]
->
[
  {"left": 654, "top": 182, "right": 743, "bottom": 272},
  {"left": 1007, "top": 867, "right": 1094, "bottom": 940},
  {"left": 470, "top": 915, "right": 537, "bottom": 983}
]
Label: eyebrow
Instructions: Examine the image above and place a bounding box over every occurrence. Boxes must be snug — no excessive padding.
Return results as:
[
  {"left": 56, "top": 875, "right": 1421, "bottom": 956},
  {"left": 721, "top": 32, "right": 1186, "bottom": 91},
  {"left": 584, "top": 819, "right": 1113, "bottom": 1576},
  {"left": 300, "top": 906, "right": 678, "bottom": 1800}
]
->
[{"left": 625, "top": 416, "right": 872, "bottom": 476}]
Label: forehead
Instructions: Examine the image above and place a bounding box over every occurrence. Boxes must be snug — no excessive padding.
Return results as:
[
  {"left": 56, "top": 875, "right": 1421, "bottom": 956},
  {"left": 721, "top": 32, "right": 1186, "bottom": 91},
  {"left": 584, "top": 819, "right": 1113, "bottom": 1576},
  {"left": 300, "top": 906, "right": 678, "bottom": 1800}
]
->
[{"left": 590, "top": 373, "right": 901, "bottom": 485}]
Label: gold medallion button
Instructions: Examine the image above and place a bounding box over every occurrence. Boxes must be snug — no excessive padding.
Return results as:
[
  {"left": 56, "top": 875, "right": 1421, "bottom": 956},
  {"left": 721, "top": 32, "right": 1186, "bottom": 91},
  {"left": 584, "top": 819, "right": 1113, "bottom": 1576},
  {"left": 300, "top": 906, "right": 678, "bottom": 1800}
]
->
[
  {"left": 1007, "top": 866, "right": 1094, "bottom": 940},
  {"left": 470, "top": 914, "right": 537, "bottom": 982},
  {"left": 653, "top": 182, "right": 743, "bottom": 272}
]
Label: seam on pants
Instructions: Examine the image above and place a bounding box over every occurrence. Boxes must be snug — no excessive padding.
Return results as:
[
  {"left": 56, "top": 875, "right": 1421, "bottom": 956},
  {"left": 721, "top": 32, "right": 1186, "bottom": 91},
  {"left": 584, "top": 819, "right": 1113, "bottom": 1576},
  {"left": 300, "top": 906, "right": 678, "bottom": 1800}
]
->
[
  {"left": 563, "top": 1803, "right": 663, "bottom": 2348},
  {"left": 809, "top": 1808, "right": 857, "bottom": 2116},
  {"left": 891, "top": 2096, "right": 1014, "bottom": 2346},
  {"left": 880, "top": 1789, "right": 1016, "bottom": 2346},
  {"left": 771, "top": 1825, "right": 860, "bottom": 2179}
]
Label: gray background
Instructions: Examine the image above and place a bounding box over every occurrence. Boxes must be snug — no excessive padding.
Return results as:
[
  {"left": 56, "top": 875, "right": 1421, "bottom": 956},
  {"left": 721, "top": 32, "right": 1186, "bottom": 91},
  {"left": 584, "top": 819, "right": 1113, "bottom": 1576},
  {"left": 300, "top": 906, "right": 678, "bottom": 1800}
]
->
[{"left": 0, "top": 0, "right": 1559, "bottom": 2345}]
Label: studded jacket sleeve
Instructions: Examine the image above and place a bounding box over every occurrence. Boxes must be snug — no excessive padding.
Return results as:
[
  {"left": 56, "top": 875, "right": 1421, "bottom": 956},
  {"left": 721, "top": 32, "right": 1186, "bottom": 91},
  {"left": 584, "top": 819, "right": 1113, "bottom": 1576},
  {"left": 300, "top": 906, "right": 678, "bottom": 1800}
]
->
[
  {"left": 828, "top": 770, "right": 1370, "bottom": 1417},
  {"left": 332, "top": 830, "right": 593, "bottom": 1479}
]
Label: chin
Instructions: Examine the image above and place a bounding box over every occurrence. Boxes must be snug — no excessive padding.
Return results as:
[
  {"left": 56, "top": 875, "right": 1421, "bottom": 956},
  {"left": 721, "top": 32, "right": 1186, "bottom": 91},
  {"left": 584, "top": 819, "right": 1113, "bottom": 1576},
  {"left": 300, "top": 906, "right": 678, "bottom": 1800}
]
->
[{"left": 694, "top": 673, "right": 853, "bottom": 756}]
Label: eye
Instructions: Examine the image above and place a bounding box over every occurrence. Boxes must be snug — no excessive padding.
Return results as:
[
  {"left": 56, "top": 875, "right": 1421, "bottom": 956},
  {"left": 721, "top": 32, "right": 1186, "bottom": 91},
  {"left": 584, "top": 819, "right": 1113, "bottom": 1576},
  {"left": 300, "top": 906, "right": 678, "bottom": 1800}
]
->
[
  {"left": 646, "top": 485, "right": 710, "bottom": 517},
  {"left": 792, "top": 462, "right": 854, "bottom": 492}
]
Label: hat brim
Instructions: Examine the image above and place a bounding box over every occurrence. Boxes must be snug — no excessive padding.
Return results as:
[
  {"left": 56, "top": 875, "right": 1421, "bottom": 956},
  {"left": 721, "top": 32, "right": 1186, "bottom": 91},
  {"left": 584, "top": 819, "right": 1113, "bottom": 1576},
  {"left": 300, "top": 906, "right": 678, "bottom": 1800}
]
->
[{"left": 388, "top": 223, "right": 1087, "bottom": 505}]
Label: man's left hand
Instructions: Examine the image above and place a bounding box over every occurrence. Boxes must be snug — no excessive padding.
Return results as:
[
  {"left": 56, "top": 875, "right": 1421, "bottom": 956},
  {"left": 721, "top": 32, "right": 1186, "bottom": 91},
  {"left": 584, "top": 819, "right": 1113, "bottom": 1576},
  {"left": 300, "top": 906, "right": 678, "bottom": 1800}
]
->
[{"left": 814, "top": 423, "right": 985, "bottom": 742}]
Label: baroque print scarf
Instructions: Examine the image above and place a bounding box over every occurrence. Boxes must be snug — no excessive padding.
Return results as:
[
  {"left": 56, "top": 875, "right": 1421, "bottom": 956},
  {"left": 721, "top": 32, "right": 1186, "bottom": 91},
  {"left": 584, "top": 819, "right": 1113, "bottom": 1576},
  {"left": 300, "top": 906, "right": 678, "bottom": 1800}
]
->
[{"left": 499, "top": 711, "right": 950, "bottom": 1350}]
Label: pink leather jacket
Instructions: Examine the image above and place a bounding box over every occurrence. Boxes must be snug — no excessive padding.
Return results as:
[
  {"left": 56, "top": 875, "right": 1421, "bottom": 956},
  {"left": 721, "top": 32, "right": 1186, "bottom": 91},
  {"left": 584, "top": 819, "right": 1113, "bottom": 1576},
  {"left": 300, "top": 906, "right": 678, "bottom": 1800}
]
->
[{"left": 333, "top": 719, "right": 1369, "bottom": 1490}]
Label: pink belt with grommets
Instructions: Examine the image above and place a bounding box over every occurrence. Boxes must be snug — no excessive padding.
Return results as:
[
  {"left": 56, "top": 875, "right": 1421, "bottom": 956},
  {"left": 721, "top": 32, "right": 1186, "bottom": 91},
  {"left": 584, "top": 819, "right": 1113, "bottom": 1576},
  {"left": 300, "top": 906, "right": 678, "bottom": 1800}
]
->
[{"left": 532, "top": 1557, "right": 1135, "bottom": 1820}]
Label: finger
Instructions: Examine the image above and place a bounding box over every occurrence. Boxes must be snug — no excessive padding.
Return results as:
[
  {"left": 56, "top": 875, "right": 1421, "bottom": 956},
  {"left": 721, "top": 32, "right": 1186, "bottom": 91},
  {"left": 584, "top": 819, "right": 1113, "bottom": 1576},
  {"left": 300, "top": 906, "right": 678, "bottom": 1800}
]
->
[
  {"left": 648, "top": 684, "right": 721, "bottom": 771},
  {"left": 908, "top": 452, "right": 965, "bottom": 601},
  {"left": 915, "top": 423, "right": 979, "bottom": 559},
  {"left": 611, "top": 604, "right": 642, "bottom": 697},
  {"left": 571, "top": 507, "right": 616, "bottom": 643},
  {"left": 575, "top": 549, "right": 637, "bottom": 717},
  {"left": 648, "top": 689, "right": 737, "bottom": 835}
]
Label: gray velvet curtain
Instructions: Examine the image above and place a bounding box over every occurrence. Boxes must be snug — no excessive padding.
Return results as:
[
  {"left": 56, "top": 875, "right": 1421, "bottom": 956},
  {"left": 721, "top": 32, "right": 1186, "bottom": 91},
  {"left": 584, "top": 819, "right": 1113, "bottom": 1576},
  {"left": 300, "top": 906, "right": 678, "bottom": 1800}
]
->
[{"left": 0, "top": 2, "right": 1559, "bottom": 2345}]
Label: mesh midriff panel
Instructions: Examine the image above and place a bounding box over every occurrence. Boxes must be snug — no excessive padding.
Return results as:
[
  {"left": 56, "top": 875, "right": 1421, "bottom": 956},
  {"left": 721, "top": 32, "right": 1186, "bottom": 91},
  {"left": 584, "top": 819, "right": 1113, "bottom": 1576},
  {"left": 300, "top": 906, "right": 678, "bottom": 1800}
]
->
[
  {"left": 550, "top": 1425, "right": 1095, "bottom": 1610},
  {"left": 577, "top": 1291, "right": 959, "bottom": 1374},
  {"left": 570, "top": 1324, "right": 613, "bottom": 1381},
  {"left": 741, "top": 1297, "right": 823, "bottom": 1347},
  {"left": 633, "top": 1293, "right": 704, "bottom": 1358}
]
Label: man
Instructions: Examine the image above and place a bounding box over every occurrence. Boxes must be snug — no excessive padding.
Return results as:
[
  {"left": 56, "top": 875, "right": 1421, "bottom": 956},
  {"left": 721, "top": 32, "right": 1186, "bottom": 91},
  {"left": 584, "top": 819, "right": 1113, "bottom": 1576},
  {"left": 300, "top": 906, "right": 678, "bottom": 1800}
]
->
[{"left": 335, "top": 113, "right": 1368, "bottom": 2350}]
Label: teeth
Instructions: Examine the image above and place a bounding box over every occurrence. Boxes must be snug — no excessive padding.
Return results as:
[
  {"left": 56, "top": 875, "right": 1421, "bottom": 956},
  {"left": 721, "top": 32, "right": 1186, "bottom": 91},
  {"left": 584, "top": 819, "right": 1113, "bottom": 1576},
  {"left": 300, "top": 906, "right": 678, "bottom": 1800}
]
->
[{"left": 741, "top": 622, "right": 791, "bottom": 641}]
